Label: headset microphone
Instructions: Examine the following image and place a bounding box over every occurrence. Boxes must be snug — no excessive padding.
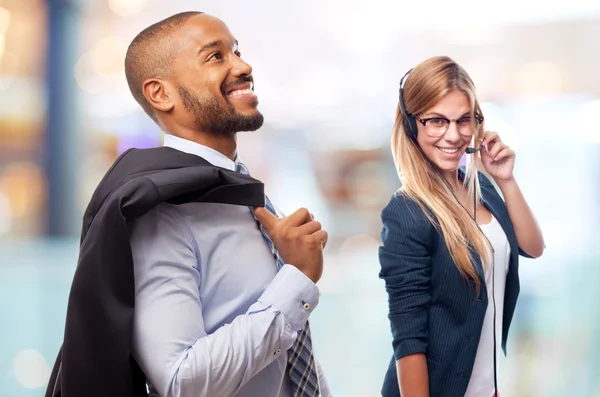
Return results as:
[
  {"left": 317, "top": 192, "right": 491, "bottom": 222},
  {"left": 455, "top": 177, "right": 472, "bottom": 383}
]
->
[{"left": 465, "top": 147, "right": 481, "bottom": 154}]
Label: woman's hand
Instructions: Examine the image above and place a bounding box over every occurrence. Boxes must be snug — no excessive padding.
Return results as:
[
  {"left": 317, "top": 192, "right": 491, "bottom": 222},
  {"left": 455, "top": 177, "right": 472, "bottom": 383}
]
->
[
  {"left": 480, "top": 131, "right": 515, "bottom": 182},
  {"left": 479, "top": 130, "right": 545, "bottom": 258}
]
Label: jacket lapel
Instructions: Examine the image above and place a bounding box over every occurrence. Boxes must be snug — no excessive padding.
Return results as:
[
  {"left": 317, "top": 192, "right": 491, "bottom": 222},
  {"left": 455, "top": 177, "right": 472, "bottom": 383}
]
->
[{"left": 457, "top": 168, "right": 519, "bottom": 277}]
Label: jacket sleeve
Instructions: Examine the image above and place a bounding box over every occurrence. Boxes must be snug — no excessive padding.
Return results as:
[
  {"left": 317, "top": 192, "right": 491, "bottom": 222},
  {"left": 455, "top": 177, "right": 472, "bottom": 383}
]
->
[{"left": 378, "top": 192, "right": 433, "bottom": 360}]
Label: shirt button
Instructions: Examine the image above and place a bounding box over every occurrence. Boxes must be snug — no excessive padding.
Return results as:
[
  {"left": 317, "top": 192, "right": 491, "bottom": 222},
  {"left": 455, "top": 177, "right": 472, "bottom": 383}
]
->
[
  {"left": 274, "top": 348, "right": 281, "bottom": 355},
  {"left": 303, "top": 302, "right": 311, "bottom": 310}
]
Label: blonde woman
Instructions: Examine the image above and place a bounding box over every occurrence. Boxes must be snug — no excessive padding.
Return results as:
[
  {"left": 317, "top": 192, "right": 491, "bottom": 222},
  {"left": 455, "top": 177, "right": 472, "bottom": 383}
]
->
[{"left": 379, "top": 56, "right": 545, "bottom": 397}]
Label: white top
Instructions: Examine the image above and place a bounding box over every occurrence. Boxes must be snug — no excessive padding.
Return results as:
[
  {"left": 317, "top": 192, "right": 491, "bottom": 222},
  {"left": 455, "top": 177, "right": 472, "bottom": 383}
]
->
[
  {"left": 129, "top": 134, "right": 331, "bottom": 397},
  {"left": 464, "top": 215, "right": 511, "bottom": 397}
]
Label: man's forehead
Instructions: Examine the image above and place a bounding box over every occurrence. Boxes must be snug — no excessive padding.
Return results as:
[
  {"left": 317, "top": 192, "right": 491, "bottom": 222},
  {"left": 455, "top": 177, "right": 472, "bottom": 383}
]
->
[{"left": 179, "top": 14, "right": 237, "bottom": 49}]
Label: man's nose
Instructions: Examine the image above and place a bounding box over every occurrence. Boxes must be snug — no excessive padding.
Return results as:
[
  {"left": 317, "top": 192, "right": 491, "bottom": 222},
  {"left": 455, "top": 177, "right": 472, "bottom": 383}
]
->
[{"left": 231, "top": 56, "right": 252, "bottom": 77}]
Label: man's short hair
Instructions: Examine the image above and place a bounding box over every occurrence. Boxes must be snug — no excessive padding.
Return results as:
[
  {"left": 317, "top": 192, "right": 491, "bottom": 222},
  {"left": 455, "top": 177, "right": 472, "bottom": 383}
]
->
[{"left": 124, "top": 11, "right": 203, "bottom": 123}]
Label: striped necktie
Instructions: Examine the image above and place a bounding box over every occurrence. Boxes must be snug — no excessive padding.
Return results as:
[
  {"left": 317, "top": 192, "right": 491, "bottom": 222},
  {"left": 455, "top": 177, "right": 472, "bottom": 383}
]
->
[{"left": 236, "top": 162, "right": 320, "bottom": 397}]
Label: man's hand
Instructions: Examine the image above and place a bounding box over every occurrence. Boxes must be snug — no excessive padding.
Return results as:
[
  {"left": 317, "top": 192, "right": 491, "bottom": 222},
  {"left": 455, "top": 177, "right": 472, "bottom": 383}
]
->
[{"left": 254, "top": 207, "right": 327, "bottom": 283}]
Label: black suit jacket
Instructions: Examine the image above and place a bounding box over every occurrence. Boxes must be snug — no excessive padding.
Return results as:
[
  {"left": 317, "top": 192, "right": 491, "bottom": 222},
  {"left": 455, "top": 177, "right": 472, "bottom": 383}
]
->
[
  {"left": 379, "top": 171, "right": 532, "bottom": 397},
  {"left": 45, "top": 147, "right": 265, "bottom": 397}
]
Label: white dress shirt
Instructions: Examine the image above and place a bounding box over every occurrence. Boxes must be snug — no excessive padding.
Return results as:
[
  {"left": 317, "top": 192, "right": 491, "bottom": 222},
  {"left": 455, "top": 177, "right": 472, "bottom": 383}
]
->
[{"left": 129, "top": 134, "right": 331, "bottom": 397}]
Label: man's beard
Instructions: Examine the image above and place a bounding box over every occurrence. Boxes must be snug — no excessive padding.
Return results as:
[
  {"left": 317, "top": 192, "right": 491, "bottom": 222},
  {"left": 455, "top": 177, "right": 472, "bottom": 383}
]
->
[{"left": 178, "top": 85, "right": 264, "bottom": 137}]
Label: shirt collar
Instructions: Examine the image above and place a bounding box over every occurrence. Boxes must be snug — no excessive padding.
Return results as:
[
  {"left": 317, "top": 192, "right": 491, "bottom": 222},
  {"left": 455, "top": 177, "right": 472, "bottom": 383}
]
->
[{"left": 163, "top": 134, "right": 239, "bottom": 172}]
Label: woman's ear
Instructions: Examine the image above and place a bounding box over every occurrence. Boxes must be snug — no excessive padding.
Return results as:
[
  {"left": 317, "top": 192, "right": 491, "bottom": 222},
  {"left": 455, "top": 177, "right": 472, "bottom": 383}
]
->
[{"left": 142, "top": 78, "right": 175, "bottom": 113}]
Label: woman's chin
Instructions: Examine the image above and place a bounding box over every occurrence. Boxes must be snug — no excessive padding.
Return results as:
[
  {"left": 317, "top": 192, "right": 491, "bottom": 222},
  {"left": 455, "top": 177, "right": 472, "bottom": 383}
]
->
[{"left": 431, "top": 157, "right": 462, "bottom": 174}]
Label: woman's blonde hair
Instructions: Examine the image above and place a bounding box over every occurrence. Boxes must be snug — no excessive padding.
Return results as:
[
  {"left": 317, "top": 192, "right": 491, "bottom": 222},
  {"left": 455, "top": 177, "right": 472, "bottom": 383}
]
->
[{"left": 392, "top": 55, "right": 489, "bottom": 294}]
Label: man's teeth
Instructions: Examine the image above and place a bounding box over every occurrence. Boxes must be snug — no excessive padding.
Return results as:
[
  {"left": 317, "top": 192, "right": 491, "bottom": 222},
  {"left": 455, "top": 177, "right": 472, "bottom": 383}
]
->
[
  {"left": 229, "top": 88, "right": 254, "bottom": 96},
  {"left": 437, "top": 147, "right": 459, "bottom": 154}
]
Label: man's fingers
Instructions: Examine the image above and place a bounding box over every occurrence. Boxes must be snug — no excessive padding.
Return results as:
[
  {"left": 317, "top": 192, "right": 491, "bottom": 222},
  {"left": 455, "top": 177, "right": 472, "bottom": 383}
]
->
[
  {"left": 285, "top": 207, "right": 313, "bottom": 226},
  {"left": 311, "top": 230, "right": 328, "bottom": 249},
  {"left": 298, "top": 220, "right": 322, "bottom": 235}
]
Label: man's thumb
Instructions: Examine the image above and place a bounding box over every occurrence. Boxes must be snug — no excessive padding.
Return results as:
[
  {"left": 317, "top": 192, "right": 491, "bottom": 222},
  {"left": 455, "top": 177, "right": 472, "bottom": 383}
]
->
[{"left": 253, "top": 207, "right": 278, "bottom": 231}]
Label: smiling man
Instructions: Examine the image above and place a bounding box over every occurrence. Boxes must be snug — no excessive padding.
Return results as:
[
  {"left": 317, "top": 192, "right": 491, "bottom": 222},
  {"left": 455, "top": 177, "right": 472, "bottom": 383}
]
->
[
  {"left": 123, "top": 12, "right": 330, "bottom": 397},
  {"left": 46, "top": 11, "right": 330, "bottom": 397}
]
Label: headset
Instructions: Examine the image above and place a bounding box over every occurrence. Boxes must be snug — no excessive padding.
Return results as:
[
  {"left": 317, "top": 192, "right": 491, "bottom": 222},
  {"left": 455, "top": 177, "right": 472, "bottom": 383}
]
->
[{"left": 398, "top": 68, "right": 499, "bottom": 395}]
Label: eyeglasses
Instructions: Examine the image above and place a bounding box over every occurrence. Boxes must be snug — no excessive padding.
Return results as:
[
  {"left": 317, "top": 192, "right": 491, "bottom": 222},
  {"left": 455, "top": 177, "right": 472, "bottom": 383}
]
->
[{"left": 413, "top": 114, "right": 484, "bottom": 137}]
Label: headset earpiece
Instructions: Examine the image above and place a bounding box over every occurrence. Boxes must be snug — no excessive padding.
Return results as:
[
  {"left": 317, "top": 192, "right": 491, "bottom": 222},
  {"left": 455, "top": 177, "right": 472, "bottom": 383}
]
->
[
  {"left": 398, "top": 68, "right": 418, "bottom": 140},
  {"left": 403, "top": 114, "right": 418, "bottom": 140}
]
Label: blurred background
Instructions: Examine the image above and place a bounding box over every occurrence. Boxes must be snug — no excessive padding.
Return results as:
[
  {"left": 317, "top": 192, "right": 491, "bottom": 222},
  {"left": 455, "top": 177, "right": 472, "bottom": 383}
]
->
[{"left": 0, "top": 0, "right": 599, "bottom": 396}]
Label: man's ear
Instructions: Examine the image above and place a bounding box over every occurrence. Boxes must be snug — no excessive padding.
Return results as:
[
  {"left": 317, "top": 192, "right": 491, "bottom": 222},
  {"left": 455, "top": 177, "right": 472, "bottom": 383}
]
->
[{"left": 142, "top": 78, "right": 175, "bottom": 113}]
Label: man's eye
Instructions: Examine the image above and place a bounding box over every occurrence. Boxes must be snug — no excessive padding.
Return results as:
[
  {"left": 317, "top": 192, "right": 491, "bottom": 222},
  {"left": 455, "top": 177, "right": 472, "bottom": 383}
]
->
[{"left": 209, "top": 52, "right": 223, "bottom": 61}]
